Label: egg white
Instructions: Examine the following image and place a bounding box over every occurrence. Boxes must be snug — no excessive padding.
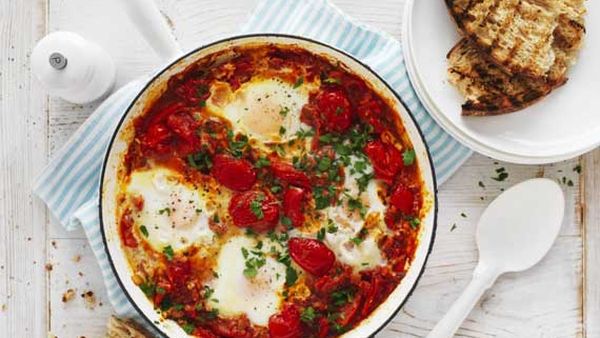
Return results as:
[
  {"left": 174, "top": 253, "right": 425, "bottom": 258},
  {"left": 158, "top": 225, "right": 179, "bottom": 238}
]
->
[
  {"left": 324, "top": 156, "right": 388, "bottom": 271},
  {"left": 126, "top": 168, "right": 214, "bottom": 252},
  {"left": 207, "top": 78, "right": 313, "bottom": 144},
  {"left": 208, "top": 236, "right": 286, "bottom": 326}
]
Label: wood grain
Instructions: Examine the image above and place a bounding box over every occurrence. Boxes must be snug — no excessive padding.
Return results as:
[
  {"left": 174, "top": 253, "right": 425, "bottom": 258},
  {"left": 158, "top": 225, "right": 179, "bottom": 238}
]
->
[
  {"left": 0, "top": 0, "right": 596, "bottom": 337},
  {"left": 0, "top": 0, "right": 48, "bottom": 337}
]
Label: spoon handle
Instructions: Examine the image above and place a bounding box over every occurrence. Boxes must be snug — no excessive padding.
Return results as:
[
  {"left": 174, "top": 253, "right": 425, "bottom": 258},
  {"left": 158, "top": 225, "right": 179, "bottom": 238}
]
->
[{"left": 427, "top": 264, "right": 500, "bottom": 338}]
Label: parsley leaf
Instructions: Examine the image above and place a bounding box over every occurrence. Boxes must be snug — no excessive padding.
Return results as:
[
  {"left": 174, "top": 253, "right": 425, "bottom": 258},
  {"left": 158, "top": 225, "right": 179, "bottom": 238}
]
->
[
  {"left": 139, "top": 225, "right": 149, "bottom": 237},
  {"left": 402, "top": 149, "right": 416, "bottom": 166},
  {"left": 255, "top": 156, "right": 271, "bottom": 168},
  {"left": 250, "top": 194, "right": 265, "bottom": 219},
  {"left": 301, "top": 307, "right": 317, "bottom": 323},
  {"left": 163, "top": 245, "right": 174, "bottom": 261},
  {"left": 293, "top": 76, "right": 304, "bottom": 88}
]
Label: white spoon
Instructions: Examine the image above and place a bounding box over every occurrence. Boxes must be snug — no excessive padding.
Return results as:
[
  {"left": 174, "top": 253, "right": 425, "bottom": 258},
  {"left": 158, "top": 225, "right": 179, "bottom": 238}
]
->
[{"left": 427, "top": 178, "right": 565, "bottom": 338}]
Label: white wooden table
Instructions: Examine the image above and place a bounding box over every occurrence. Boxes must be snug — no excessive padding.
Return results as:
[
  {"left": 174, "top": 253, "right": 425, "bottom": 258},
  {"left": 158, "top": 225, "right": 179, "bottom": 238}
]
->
[{"left": 1, "top": 0, "right": 599, "bottom": 337}]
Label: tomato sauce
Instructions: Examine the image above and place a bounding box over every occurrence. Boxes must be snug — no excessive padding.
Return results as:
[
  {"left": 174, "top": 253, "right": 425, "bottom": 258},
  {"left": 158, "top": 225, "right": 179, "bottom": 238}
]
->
[{"left": 118, "top": 45, "right": 424, "bottom": 338}]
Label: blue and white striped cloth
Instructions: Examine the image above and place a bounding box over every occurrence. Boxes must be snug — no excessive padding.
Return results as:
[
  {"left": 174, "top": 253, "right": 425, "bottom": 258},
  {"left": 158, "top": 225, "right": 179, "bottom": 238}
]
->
[{"left": 33, "top": 0, "right": 470, "bottom": 325}]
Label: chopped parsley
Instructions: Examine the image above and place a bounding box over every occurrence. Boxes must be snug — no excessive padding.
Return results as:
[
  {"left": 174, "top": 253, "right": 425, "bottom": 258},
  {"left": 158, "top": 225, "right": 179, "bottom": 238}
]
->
[
  {"left": 250, "top": 194, "right": 265, "bottom": 219},
  {"left": 402, "top": 149, "right": 416, "bottom": 166},
  {"left": 350, "top": 237, "right": 364, "bottom": 245},
  {"left": 279, "top": 106, "right": 290, "bottom": 117},
  {"left": 280, "top": 216, "right": 292, "bottom": 227},
  {"left": 187, "top": 148, "right": 213, "bottom": 173},
  {"left": 158, "top": 207, "right": 171, "bottom": 216},
  {"left": 139, "top": 281, "right": 156, "bottom": 297},
  {"left": 317, "top": 228, "right": 326, "bottom": 241},
  {"left": 408, "top": 217, "right": 420, "bottom": 229},
  {"left": 270, "top": 185, "right": 283, "bottom": 194},
  {"left": 279, "top": 126, "right": 287, "bottom": 136},
  {"left": 301, "top": 307, "right": 317, "bottom": 323},
  {"left": 227, "top": 131, "right": 249, "bottom": 158},
  {"left": 182, "top": 323, "right": 195, "bottom": 334},
  {"left": 492, "top": 167, "right": 508, "bottom": 181},
  {"left": 293, "top": 76, "right": 304, "bottom": 88},
  {"left": 573, "top": 164, "right": 582, "bottom": 174},
  {"left": 323, "top": 77, "right": 341, "bottom": 85},
  {"left": 242, "top": 247, "right": 266, "bottom": 279},
  {"left": 346, "top": 194, "right": 367, "bottom": 218},
  {"left": 478, "top": 181, "right": 485, "bottom": 188},
  {"left": 163, "top": 245, "right": 174, "bottom": 261},
  {"left": 317, "top": 157, "right": 332, "bottom": 172},
  {"left": 295, "top": 128, "right": 315, "bottom": 139},
  {"left": 330, "top": 288, "right": 354, "bottom": 307},
  {"left": 139, "top": 225, "right": 149, "bottom": 237},
  {"left": 255, "top": 156, "right": 271, "bottom": 168},
  {"left": 285, "top": 266, "right": 298, "bottom": 286}
]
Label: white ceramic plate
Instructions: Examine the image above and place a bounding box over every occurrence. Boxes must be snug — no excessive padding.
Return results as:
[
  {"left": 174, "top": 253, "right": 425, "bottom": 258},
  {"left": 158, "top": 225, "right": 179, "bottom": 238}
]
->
[{"left": 402, "top": 0, "right": 600, "bottom": 164}]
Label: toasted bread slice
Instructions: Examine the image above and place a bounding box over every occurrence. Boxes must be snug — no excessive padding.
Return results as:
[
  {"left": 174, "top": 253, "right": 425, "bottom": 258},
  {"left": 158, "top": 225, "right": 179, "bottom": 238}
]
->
[
  {"left": 447, "top": 39, "right": 559, "bottom": 116},
  {"left": 446, "top": 0, "right": 558, "bottom": 78}
]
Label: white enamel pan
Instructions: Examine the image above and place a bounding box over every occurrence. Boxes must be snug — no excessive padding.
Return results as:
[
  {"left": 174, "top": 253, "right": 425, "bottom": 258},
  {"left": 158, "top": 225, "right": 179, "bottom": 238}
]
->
[{"left": 99, "top": 0, "right": 438, "bottom": 337}]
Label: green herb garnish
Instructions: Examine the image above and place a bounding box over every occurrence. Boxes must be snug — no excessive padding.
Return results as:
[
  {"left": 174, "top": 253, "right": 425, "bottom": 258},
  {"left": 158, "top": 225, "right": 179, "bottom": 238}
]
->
[{"left": 163, "top": 245, "right": 174, "bottom": 261}]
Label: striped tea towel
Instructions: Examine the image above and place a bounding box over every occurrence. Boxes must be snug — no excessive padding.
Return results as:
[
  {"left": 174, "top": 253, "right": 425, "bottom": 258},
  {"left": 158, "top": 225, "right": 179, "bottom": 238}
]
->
[{"left": 33, "top": 0, "right": 471, "bottom": 326}]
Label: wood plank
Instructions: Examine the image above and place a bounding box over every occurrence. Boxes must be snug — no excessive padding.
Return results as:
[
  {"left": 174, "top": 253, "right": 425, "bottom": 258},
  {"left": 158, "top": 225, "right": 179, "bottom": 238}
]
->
[
  {"left": 0, "top": 0, "right": 48, "bottom": 336},
  {"left": 47, "top": 239, "right": 114, "bottom": 338},
  {"left": 583, "top": 148, "right": 600, "bottom": 338}
]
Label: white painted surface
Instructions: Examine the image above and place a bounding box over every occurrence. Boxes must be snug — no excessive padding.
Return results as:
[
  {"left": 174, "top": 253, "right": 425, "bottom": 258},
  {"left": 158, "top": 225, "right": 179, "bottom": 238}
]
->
[{"left": 0, "top": 0, "right": 597, "bottom": 337}]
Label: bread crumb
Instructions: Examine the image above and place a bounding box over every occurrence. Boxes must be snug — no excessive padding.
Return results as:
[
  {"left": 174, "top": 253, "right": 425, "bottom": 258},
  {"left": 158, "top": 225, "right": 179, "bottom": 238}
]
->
[
  {"left": 81, "top": 290, "right": 96, "bottom": 309},
  {"left": 45, "top": 263, "right": 53, "bottom": 272},
  {"left": 72, "top": 255, "right": 81, "bottom": 263},
  {"left": 62, "top": 288, "right": 76, "bottom": 303}
]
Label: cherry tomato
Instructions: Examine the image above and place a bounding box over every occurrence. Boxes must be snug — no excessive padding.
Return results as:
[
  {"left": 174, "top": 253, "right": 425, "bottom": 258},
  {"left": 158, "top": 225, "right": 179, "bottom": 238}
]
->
[
  {"left": 212, "top": 154, "right": 257, "bottom": 191},
  {"left": 228, "top": 190, "right": 279, "bottom": 232},
  {"left": 363, "top": 140, "right": 403, "bottom": 182},
  {"left": 283, "top": 187, "right": 306, "bottom": 228},
  {"left": 166, "top": 112, "right": 198, "bottom": 145},
  {"left": 192, "top": 327, "right": 218, "bottom": 338},
  {"left": 268, "top": 304, "right": 301, "bottom": 338},
  {"left": 269, "top": 158, "right": 312, "bottom": 190},
  {"left": 314, "top": 88, "right": 353, "bottom": 133},
  {"left": 288, "top": 238, "right": 335, "bottom": 276},
  {"left": 389, "top": 184, "right": 415, "bottom": 215}
]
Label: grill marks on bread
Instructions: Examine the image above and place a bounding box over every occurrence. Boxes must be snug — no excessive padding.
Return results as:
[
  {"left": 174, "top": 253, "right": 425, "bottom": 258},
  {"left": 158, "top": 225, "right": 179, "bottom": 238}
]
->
[{"left": 445, "top": 0, "right": 586, "bottom": 115}]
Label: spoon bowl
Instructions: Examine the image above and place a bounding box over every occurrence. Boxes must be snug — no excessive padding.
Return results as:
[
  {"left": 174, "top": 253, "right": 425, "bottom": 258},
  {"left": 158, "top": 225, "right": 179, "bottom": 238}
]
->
[
  {"left": 428, "top": 178, "right": 565, "bottom": 338},
  {"left": 477, "top": 178, "right": 565, "bottom": 273}
]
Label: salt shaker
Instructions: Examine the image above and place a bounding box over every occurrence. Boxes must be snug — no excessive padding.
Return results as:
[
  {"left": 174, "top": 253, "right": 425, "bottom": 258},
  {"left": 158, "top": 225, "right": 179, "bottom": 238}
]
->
[{"left": 31, "top": 31, "right": 116, "bottom": 104}]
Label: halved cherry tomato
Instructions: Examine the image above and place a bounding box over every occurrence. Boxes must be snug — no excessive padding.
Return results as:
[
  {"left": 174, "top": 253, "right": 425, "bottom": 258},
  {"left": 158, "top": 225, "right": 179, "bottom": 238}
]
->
[
  {"left": 288, "top": 238, "right": 335, "bottom": 276},
  {"left": 268, "top": 304, "right": 301, "bottom": 338},
  {"left": 228, "top": 190, "right": 279, "bottom": 232},
  {"left": 363, "top": 140, "right": 403, "bottom": 182},
  {"left": 314, "top": 88, "right": 353, "bottom": 133},
  {"left": 389, "top": 184, "right": 415, "bottom": 215},
  {"left": 269, "top": 158, "right": 312, "bottom": 190},
  {"left": 211, "top": 154, "right": 257, "bottom": 191},
  {"left": 283, "top": 187, "right": 306, "bottom": 228}
]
